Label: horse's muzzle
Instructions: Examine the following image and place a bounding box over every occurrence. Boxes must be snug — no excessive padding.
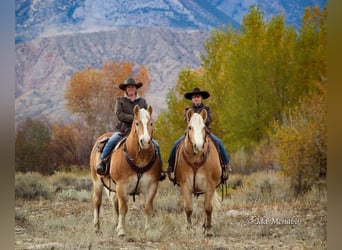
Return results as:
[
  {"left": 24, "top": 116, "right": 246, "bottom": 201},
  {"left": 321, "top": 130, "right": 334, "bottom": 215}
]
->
[
  {"left": 139, "top": 138, "right": 152, "bottom": 149},
  {"left": 192, "top": 143, "right": 204, "bottom": 155}
]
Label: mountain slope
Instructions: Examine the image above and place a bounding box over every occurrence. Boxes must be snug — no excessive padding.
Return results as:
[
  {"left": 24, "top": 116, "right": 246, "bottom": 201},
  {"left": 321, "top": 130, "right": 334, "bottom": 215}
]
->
[
  {"left": 212, "top": 0, "right": 326, "bottom": 27},
  {"left": 15, "top": 27, "right": 209, "bottom": 125},
  {"left": 15, "top": 0, "right": 326, "bottom": 44},
  {"left": 15, "top": 0, "right": 239, "bottom": 44},
  {"left": 15, "top": 0, "right": 327, "bottom": 126}
]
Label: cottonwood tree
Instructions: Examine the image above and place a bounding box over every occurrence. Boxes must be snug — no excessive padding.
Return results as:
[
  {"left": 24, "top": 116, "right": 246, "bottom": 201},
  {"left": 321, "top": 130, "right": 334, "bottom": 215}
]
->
[
  {"left": 156, "top": 5, "right": 327, "bottom": 177},
  {"left": 65, "top": 61, "right": 151, "bottom": 138},
  {"left": 200, "top": 6, "right": 326, "bottom": 151}
]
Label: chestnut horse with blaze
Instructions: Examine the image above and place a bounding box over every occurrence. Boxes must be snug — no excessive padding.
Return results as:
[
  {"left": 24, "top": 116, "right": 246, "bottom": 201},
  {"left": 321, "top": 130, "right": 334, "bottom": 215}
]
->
[
  {"left": 172, "top": 108, "right": 222, "bottom": 236},
  {"left": 90, "top": 105, "right": 162, "bottom": 236}
]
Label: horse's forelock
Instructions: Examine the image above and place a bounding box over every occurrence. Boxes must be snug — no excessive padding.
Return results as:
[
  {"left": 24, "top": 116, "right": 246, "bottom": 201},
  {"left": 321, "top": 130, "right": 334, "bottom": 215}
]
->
[
  {"left": 139, "top": 108, "right": 151, "bottom": 124},
  {"left": 190, "top": 113, "right": 205, "bottom": 128}
]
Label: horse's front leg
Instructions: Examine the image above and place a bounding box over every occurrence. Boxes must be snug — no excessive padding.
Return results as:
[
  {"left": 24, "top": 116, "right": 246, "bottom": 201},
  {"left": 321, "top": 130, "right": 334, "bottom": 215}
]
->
[
  {"left": 92, "top": 179, "right": 103, "bottom": 232},
  {"left": 180, "top": 184, "right": 193, "bottom": 228},
  {"left": 116, "top": 184, "right": 128, "bottom": 237},
  {"left": 103, "top": 178, "right": 119, "bottom": 228},
  {"left": 109, "top": 192, "right": 119, "bottom": 227},
  {"left": 143, "top": 182, "right": 158, "bottom": 232},
  {"left": 203, "top": 189, "right": 214, "bottom": 237}
]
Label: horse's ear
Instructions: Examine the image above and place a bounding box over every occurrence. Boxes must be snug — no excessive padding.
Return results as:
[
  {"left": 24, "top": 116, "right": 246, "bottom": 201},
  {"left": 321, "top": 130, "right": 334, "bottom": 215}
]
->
[
  {"left": 147, "top": 105, "right": 153, "bottom": 116},
  {"left": 200, "top": 109, "right": 207, "bottom": 122},
  {"left": 186, "top": 109, "right": 194, "bottom": 122},
  {"left": 134, "top": 105, "right": 140, "bottom": 116}
]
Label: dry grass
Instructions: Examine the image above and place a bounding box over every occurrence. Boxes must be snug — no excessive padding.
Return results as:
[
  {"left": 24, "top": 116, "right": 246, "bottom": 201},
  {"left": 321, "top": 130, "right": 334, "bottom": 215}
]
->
[{"left": 15, "top": 171, "right": 327, "bottom": 249}]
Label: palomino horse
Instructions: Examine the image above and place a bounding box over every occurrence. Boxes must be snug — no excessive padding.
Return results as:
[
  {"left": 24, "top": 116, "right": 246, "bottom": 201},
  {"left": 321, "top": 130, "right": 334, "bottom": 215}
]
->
[
  {"left": 90, "top": 105, "right": 162, "bottom": 236},
  {"left": 172, "top": 108, "right": 222, "bottom": 236}
]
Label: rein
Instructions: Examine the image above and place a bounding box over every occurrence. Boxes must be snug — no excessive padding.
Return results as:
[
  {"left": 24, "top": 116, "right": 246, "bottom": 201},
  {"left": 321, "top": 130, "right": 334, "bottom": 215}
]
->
[{"left": 123, "top": 143, "right": 157, "bottom": 201}]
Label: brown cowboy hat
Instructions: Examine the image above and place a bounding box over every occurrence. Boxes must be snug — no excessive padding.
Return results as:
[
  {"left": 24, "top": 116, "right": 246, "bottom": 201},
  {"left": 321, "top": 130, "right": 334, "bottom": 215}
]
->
[
  {"left": 119, "top": 77, "right": 143, "bottom": 90},
  {"left": 184, "top": 87, "right": 210, "bottom": 100}
]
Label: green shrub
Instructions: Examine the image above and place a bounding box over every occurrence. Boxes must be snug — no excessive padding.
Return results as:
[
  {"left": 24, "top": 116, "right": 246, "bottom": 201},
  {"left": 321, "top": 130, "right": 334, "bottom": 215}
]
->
[
  {"left": 229, "top": 171, "right": 293, "bottom": 207},
  {"left": 56, "top": 189, "right": 90, "bottom": 202},
  {"left": 49, "top": 172, "right": 92, "bottom": 192},
  {"left": 15, "top": 172, "right": 53, "bottom": 200},
  {"left": 303, "top": 180, "right": 327, "bottom": 204},
  {"left": 247, "top": 172, "right": 293, "bottom": 202},
  {"left": 15, "top": 171, "right": 92, "bottom": 201}
]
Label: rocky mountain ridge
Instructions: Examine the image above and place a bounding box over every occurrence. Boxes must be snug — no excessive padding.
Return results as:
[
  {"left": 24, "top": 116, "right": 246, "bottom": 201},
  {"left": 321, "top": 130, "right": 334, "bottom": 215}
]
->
[{"left": 15, "top": 27, "right": 209, "bottom": 126}]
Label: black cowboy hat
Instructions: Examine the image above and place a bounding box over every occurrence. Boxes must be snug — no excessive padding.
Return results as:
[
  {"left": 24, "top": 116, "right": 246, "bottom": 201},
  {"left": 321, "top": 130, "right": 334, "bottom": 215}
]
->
[
  {"left": 184, "top": 87, "right": 210, "bottom": 100},
  {"left": 119, "top": 77, "right": 143, "bottom": 90}
]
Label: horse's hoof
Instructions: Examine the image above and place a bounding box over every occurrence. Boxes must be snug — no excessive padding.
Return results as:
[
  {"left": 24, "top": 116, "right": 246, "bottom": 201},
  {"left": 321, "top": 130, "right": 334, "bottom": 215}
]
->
[
  {"left": 117, "top": 230, "right": 126, "bottom": 237},
  {"left": 204, "top": 228, "right": 214, "bottom": 237},
  {"left": 94, "top": 224, "right": 100, "bottom": 233},
  {"left": 206, "top": 232, "right": 214, "bottom": 237}
]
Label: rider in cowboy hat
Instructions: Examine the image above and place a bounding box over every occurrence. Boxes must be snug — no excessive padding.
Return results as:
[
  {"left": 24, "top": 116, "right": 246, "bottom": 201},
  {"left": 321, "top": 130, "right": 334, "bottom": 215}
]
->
[
  {"left": 166, "top": 87, "right": 232, "bottom": 181},
  {"left": 96, "top": 77, "right": 164, "bottom": 180}
]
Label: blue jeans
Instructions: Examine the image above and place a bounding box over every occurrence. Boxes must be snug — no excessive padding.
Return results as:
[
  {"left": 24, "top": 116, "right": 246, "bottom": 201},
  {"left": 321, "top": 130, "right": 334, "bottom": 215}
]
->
[
  {"left": 100, "top": 132, "right": 162, "bottom": 161},
  {"left": 101, "top": 132, "right": 122, "bottom": 160},
  {"left": 167, "top": 134, "right": 230, "bottom": 166},
  {"left": 167, "top": 135, "right": 185, "bottom": 166},
  {"left": 210, "top": 133, "right": 230, "bottom": 165},
  {"left": 153, "top": 140, "right": 162, "bottom": 162}
]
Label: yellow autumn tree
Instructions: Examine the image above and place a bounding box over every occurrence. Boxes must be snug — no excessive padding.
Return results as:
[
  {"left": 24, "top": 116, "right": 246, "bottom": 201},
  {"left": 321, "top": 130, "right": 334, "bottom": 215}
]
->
[
  {"left": 269, "top": 80, "right": 327, "bottom": 194},
  {"left": 101, "top": 61, "right": 151, "bottom": 97},
  {"left": 65, "top": 61, "right": 151, "bottom": 137}
]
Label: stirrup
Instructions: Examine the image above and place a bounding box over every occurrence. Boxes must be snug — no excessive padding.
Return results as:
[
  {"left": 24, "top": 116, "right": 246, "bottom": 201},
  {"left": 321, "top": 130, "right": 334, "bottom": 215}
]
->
[
  {"left": 96, "top": 166, "right": 106, "bottom": 175},
  {"left": 166, "top": 164, "right": 174, "bottom": 173}
]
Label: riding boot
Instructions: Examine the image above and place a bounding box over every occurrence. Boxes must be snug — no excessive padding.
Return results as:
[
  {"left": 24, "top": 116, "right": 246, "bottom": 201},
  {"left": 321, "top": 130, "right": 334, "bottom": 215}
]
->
[
  {"left": 159, "top": 172, "right": 166, "bottom": 181},
  {"left": 96, "top": 159, "right": 107, "bottom": 175},
  {"left": 166, "top": 164, "right": 174, "bottom": 173},
  {"left": 159, "top": 163, "right": 166, "bottom": 181},
  {"left": 167, "top": 164, "right": 176, "bottom": 182}
]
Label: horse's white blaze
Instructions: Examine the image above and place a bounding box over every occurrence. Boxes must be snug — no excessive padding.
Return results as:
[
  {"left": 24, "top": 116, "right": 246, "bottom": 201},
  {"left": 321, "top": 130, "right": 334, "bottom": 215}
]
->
[
  {"left": 190, "top": 113, "right": 205, "bottom": 153},
  {"left": 138, "top": 109, "right": 151, "bottom": 149}
]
